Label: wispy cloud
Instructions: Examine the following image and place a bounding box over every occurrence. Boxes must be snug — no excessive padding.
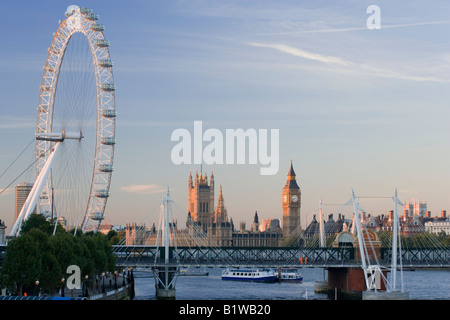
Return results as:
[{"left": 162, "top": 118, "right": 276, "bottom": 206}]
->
[
  {"left": 0, "top": 117, "right": 35, "bottom": 129},
  {"left": 250, "top": 43, "right": 349, "bottom": 66},
  {"left": 120, "top": 184, "right": 167, "bottom": 195},
  {"left": 248, "top": 42, "right": 447, "bottom": 83},
  {"left": 381, "top": 20, "right": 450, "bottom": 29},
  {"left": 253, "top": 20, "right": 450, "bottom": 36}
]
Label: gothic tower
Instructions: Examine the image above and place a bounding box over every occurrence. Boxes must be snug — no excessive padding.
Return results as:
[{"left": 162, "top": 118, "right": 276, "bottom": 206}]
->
[
  {"left": 188, "top": 170, "right": 215, "bottom": 231},
  {"left": 282, "top": 161, "right": 301, "bottom": 237},
  {"left": 214, "top": 185, "right": 228, "bottom": 224}
]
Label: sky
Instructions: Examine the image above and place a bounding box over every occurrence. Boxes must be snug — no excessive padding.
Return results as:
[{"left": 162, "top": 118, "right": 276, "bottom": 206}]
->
[{"left": 1, "top": 0, "right": 450, "bottom": 231}]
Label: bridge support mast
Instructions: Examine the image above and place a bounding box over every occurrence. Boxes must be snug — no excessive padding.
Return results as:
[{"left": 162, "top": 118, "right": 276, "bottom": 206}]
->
[{"left": 154, "top": 187, "right": 178, "bottom": 300}]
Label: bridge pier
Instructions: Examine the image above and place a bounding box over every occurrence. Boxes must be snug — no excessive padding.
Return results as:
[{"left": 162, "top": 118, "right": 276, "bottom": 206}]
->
[
  {"left": 322, "top": 267, "right": 388, "bottom": 299},
  {"left": 154, "top": 266, "right": 178, "bottom": 300},
  {"left": 152, "top": 188, "right": 179, "bottom": 299}
]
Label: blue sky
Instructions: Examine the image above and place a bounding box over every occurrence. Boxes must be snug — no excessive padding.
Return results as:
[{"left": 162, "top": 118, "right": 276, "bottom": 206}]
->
[{"left": 1, "top": 0, "right": 450, "bottom": 230}]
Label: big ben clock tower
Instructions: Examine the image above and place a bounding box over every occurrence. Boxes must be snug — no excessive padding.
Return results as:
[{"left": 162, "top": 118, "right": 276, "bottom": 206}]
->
[{"left": 282, "top": 161, "right": 301, "bottom": 237}]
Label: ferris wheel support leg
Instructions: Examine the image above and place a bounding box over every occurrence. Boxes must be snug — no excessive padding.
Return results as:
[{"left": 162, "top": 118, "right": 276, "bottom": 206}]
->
[{"left": 9, "top": 142, "right": 61, "bottom": 237}]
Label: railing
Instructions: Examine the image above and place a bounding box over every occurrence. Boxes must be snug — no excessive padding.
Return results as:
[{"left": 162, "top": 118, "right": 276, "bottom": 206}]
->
[
  {"left": 113, "top": 245, "right": 450, "bottom": 268},
  {"left": 381, "top": 247, "right": 450, "bottom": 267},
  {"left": 1, "top": 244, "right": 447, "bottom": 268},
  {"left": 174, "top": 246, "right": 354, "bottom": 267},
  {"left": 114, "top": 246, "right": 354, "bottom": 268}
]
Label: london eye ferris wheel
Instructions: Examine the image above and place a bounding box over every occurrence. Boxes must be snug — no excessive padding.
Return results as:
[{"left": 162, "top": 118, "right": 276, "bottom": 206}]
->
[{"left": 10, "top": 5, "right": 116, "bottom": 235}]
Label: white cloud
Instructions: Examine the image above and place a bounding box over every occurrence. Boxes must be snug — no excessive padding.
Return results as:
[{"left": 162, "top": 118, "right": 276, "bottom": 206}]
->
[
  {"left": 120, "top": 184, "right": 166, "bottom": 195},
  {"left": 0, "top": 117, "right": 35, "bottom": 129},
  {"left": 249, "top": 42, "right": 349, "bottom": 66},
  {"left": 249, "top": 42, "right": 447, "bottom": 83},
  {"left": 253, "top": 20, "right": 450, "bottom": 36}
]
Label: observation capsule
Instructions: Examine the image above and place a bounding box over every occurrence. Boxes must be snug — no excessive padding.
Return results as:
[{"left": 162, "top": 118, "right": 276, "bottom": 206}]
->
[
  {"left": 40, "top": 210, "right": 51, "bottom": 217},
  {"left": 99, "top": 164, "right": 114, "bottom": 172},
  {"left": 90, "top": 212, "right": 104, "bottom": 221},
  {"left": 85, "top": 13, "right": 99, "bottom": 21},
  {"left": 101, "top": 137, "right": 116, "bottom": 145},
  {"left": 101, "top": 83, "right": 116, "bottom": 91},
  {"left": 98, "top": 59, "right": 113, "bottom": 67},
  {"left": 90, "top": 24, "right": 105, "bottom": 32},
  {"left": 102, "top": 109, "right": 117, "bottom": 118},
  {"left": 95, "top": 190, "right": 110, "bottom": 198},
  {"left": 94, "top": 39, "right": 110, "bottom": 47},
  {"left": 80, "top": 7, "right": 93, "bottom": 14}
]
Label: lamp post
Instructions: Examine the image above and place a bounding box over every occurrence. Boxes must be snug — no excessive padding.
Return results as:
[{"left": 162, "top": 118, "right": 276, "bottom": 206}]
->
[
  {"left": 84, "top": 275, "right": 89, "bottom": 297},
  {"left": 61, "top": 277, "right": 65, "bottom": 297},
  {"left": 102, "top": 272, "right": 105, "bottom": 293},
  {"left": 122, "top": 269, "right": 126, "bottom": 286},
  {"left": 35, "top": 280, "right": 40, "bottom": 297}
]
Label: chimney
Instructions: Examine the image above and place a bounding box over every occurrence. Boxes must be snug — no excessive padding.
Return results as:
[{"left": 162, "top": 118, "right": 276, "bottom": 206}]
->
[
  {"left": 441, "top": 210, "right": 446, "bottom": 219},
  {"left": 426, "top": 211, "right": 431, "bottom": 218}
]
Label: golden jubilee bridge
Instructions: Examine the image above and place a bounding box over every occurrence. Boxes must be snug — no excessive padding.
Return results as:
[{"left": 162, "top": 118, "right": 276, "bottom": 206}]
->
[
  {"left": 113, "top": 188, "right": 449, "bottom": 270},
  {"left": 113, "top": 244, "right": 450, "bottom": 269},
  {"left": 110, "top": 188, "right": 449, "bottom": 299}
]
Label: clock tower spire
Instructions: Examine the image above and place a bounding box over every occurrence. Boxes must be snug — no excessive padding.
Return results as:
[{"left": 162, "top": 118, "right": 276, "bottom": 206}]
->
[{"left": 282, "top": 161, "right": 301, "bottom": 237}]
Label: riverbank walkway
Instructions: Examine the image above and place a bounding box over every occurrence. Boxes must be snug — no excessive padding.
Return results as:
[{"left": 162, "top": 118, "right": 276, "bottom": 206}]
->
[{"left": 0, "top": 273, "right": 135, "bottom": 300}]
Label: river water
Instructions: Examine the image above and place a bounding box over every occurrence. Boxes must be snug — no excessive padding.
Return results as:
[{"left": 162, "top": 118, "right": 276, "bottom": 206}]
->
[{"left": 133, "top": 267, "right": 450, "bottom": 300}]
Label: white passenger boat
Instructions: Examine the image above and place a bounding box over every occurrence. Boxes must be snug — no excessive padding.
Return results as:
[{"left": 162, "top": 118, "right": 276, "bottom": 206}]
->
[
  {"left": 277, "top": 268, "right": 303, "bottom": 282},
  {"left": 180, "top": 266, "right": 209, "bottom": 276},
  {"left": 222, "top": 268, "right": 277, "bottom": 282}
]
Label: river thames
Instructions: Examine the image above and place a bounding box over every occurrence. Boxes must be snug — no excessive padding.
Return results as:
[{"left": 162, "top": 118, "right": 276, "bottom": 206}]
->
[{"left": 133, "top": 267, "right": 449, "bottom": 300}]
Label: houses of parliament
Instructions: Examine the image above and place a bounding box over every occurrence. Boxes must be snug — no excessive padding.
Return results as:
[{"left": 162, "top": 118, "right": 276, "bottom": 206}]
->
[
  {"left": 125, "top": 162, "right": 302, "bottom": 247},
  {"left": 185, "top": 161, "right": 301, "bottom": 247}
]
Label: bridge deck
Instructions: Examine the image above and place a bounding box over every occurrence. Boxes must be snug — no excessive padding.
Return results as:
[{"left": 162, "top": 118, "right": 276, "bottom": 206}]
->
[{"left": 113, "top": 245, "right": 450, "bottom": 269}]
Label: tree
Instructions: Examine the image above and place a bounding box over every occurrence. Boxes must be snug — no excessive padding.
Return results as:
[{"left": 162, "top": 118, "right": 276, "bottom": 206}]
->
[
  {"left": 20, "top": 213, "right": 52, "bottom": 235},
  {"left": 2, "top": 222, "right": 118, "bottom": 296},
  {"left": 20, "top": 213, "right": 65, "bottom": 235},
  {"left": 1, "top": 231, "right": 42, "bottom": 295},
  {"left": 51, "top": 232, "right": 77, "bottom": 273},
  {"left": 72, "top": 235, "right": 94, "bottom": 279},
  {"left": 107, "top": 229, "right": 121, "bottom": 245},
  {"left": 29, "top": 229, "right": 61, "bottom": 295},
  {"left": 81, "top": 233, "right": 116, "bottom": 275}
]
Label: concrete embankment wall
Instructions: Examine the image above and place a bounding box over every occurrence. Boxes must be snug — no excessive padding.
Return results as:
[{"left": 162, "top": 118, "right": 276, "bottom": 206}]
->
[{"left": 89, "top": 284, "right": 132, "bottom": 300}]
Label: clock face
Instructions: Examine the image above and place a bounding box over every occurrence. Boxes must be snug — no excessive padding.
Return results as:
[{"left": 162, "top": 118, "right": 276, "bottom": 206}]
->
[{"left": 291, "top": 195, "right": 298, "bottom": 202}]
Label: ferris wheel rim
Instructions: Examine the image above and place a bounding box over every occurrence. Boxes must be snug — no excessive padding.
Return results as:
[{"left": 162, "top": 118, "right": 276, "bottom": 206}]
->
[{"left": 35, "top": 5, "right": 116, "bottom": 233}]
